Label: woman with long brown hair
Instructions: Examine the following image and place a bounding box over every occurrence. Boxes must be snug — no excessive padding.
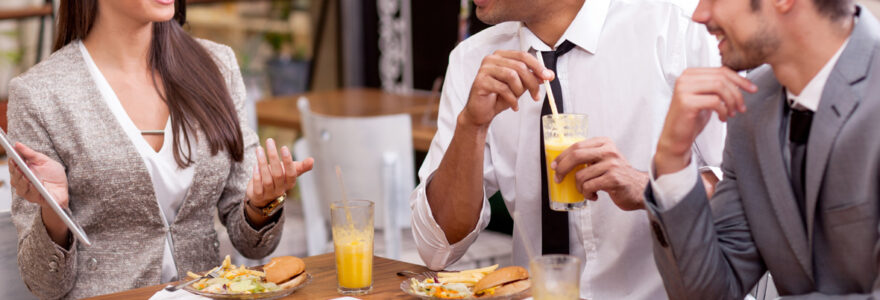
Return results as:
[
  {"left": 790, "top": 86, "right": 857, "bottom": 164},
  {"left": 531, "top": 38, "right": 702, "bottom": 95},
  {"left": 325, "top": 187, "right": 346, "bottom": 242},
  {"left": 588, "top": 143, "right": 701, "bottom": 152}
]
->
[{"left": 6, "top": 0, "right": 313, "bottom": 298}]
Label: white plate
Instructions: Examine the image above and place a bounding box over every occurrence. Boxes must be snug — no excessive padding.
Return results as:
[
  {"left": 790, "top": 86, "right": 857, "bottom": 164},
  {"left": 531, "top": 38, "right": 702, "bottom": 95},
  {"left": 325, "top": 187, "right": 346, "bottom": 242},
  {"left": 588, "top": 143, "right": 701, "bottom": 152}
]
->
[
  {"left": 400, "top": 275, "right": 530, "bottom": 299},
  {"left": 183, "top": 273, "right": 311, "bottom": 300}
]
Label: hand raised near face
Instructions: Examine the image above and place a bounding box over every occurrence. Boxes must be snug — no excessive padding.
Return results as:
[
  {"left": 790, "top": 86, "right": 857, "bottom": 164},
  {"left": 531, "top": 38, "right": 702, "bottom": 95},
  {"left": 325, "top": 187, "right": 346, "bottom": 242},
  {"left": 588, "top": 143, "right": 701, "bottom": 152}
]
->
[
  {"left": 460, "top": 50, "right": 555, "bottom": 128},
  {"left": 655, "top": 67, "right": 756, "bottom": 176}
]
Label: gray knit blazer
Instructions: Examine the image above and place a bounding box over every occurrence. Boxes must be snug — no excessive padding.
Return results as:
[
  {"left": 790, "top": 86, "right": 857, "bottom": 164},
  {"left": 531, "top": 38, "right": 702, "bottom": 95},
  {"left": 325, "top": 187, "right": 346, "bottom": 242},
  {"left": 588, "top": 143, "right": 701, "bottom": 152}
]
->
[{"left": 7, "top": 39, "right": 284, "bottom": 299}]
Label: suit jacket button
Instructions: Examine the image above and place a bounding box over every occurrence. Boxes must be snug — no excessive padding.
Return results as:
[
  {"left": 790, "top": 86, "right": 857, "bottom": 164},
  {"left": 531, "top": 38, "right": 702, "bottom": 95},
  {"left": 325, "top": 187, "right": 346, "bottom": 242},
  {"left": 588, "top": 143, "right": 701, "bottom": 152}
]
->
[
  {"left": 48, "top": 261, "right": 58, "bottom": 273},
  {"left": 213, "top": 241, "right": 220, "bottom": 249},
  {"left": 88, "top": 258, "right": 98, "bottom": 271},
  {"left": 651, "top": 221, "right": 669, "bottom": 248}
]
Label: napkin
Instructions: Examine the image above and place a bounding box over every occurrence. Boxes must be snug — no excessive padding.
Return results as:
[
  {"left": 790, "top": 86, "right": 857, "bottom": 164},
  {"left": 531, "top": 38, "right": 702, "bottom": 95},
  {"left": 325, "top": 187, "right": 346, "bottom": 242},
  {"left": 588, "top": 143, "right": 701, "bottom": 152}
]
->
[{"left": 149, "top": 289, "right": 208, "bottom": 300}]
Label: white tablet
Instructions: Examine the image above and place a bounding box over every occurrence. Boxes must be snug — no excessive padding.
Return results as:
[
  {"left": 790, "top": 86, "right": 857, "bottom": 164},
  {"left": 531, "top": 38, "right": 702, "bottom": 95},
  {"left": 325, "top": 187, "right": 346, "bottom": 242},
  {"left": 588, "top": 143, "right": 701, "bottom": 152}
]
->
[{"left": 0, "top": 129, "right": 91, "bottom": 246}]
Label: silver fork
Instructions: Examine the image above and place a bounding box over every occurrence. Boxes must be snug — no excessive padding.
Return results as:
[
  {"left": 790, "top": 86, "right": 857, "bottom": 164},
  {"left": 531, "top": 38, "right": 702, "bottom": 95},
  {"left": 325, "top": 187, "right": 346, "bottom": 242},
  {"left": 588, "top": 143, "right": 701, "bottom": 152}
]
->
[
  {"left": 164, "top": 268, "right": 222, "bottom": 292},
  {"left": 397, "top": 271, "right": 438, "bottom": 281},
  {"left": 421, "top": 271, "right": 438, "bottom": 280},
  {"left": 397, "top": 270, "right": 439, "bottom": 280}
]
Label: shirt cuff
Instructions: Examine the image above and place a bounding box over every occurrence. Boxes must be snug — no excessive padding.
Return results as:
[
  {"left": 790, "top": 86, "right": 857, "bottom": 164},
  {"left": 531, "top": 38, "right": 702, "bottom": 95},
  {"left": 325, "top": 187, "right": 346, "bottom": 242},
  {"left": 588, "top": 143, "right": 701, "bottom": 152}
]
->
[
  {"left": 410, "top": 173, "right": 491, "bottom": 270},
  {"left": 698, "top": 166, "right": 722, "bottom": 182},
  {"left": 650, "top": 157, "right": 698, "bottom": 209}
]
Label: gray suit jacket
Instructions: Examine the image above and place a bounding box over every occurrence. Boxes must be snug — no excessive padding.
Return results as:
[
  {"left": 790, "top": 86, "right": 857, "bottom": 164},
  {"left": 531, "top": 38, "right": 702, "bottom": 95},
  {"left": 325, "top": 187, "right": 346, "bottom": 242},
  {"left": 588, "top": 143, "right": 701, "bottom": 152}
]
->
[
  {"left": 8, "top": 39, "right": 284, "bottom": 299},
  {"left": 645, "top": 7, "right": 880, "bottom": 300}
]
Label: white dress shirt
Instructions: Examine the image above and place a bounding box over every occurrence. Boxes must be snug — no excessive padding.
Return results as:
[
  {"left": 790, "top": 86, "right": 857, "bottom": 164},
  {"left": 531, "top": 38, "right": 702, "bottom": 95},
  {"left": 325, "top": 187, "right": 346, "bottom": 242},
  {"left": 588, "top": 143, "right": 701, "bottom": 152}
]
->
[
  {"left": 410, "top": 1, "right": 724, "bottom": 299},
  {"left": 651, "top": 38, "right": 850, "bottom": 209},
  {"left": 79, "top": 41, "right": 196, "bottom": 283}
]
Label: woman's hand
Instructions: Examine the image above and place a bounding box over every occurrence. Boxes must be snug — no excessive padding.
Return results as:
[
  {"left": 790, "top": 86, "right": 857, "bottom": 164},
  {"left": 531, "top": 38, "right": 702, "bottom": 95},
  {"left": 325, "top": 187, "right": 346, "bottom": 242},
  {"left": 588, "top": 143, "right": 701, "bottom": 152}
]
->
[
  {"left": 9, "top": 142, "right": 71, "bottom": 246},
  {"left": 245, "top": 138, "right": 314, "bottom": 225}
]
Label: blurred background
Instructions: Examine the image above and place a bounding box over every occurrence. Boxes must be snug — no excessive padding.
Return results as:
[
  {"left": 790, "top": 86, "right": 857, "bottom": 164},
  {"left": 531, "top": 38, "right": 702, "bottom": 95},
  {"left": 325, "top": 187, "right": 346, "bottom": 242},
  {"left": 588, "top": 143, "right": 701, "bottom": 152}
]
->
[{"left": 0, "top": 1, "right": 877, "bottom": 297}]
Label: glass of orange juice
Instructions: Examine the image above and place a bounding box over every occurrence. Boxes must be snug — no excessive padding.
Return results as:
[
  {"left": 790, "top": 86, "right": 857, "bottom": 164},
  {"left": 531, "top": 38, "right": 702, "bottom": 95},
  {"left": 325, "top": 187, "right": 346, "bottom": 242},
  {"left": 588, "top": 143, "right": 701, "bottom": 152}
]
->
[
  {"left": 530, "top": 254, "right": 582, "bottom": 300},
  {"left": 331, "top": 200, "right": 374, "bottom": 295},
  {"left": 542, "top": 114, "right": 589, "bottom": 211}
]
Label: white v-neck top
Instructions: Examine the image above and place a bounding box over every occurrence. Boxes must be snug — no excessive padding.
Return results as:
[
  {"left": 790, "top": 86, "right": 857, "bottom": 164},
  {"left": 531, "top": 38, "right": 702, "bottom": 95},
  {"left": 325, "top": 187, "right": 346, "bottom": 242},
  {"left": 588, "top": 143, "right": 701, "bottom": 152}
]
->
[{"left": 78, "top": 41, "right": 196, "bottom": 282}]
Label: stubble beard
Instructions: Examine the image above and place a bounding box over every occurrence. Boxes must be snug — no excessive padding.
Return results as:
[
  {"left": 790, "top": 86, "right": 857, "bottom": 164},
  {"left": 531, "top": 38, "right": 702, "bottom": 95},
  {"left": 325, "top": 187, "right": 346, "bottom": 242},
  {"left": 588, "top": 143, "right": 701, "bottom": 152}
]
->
[{"left": 722, "top": 25, "right": 780, "bottom": 71}]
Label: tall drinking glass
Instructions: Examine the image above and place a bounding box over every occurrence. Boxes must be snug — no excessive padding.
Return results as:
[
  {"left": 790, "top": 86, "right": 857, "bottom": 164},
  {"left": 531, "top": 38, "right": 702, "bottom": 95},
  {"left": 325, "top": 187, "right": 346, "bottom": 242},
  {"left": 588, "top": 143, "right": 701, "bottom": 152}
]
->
[
  {"left": 530, "top": 254, "right": 582, "bottom": 300},
  {"left": 331, "top": 200, "right": 374, "bottom": 295},
  {"left": 542, "top": 114, "right": 589, "bottom": 211}
]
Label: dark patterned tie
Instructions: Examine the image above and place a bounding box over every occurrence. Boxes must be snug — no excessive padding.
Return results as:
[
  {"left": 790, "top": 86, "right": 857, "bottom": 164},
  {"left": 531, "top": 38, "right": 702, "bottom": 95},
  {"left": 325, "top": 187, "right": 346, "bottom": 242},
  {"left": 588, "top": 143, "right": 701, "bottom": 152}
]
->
[
  {"left": 787, "top": 103, "right": 813, "bottom": 226},
  {"left": 539, "top": 40, "right": 576, "bottom": 255}
]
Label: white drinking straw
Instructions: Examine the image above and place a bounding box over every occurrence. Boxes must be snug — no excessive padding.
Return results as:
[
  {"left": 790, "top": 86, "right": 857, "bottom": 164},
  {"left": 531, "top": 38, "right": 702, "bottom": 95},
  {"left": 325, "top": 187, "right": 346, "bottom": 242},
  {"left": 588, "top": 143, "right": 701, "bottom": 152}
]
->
[
  {"left": 535, "top": 52, "right": 559, "bottom": 117},
  {"left": 335, "top": 165, "right": 354, "bottom": 226}
]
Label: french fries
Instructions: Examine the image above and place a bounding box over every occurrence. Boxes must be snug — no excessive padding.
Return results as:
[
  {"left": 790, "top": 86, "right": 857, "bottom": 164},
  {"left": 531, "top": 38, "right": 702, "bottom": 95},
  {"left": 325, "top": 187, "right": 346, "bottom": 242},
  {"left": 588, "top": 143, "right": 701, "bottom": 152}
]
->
[
  {"left": 186, "top": 255, "right": 265, "bottom": 282},
  {"left": 436, "top": 264, "right": 499, "bottom": 286}
]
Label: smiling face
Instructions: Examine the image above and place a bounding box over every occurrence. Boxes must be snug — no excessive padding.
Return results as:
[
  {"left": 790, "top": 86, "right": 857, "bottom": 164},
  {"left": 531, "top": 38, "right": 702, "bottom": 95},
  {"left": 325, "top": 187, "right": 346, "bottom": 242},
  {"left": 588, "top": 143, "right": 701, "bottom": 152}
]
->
[
  {"left": 693, "top": 0, "right": 781, "bottom": 71},
  {"left": 98, "top": 0, "right": 175, "bottom": 24}
]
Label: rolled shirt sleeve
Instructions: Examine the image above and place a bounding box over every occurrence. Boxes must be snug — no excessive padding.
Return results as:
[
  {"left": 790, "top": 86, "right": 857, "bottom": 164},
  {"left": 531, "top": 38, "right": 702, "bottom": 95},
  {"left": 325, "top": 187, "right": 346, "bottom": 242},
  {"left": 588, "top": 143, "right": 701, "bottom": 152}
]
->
[
  {"left": 409, "top": 45, "right": 496, "bottom": 271},
  {"left": 410, "top": 173, "right": 492, "bottom": 270}
]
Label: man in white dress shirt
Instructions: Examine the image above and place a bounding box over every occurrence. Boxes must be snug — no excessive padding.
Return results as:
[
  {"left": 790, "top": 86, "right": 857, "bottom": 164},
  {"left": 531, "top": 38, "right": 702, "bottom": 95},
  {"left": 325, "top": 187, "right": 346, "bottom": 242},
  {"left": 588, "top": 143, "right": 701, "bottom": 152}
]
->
[{"left": 410, "top": 0, "right": 725, "bottom": 299}]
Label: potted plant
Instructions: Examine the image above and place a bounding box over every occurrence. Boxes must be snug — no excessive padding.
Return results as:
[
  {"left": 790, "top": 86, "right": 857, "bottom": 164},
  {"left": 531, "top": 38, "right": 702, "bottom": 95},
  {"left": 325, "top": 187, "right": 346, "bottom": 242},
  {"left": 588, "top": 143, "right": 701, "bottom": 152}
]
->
[{"left": 264, "top": 0, "right": 310, "bottom": 96}]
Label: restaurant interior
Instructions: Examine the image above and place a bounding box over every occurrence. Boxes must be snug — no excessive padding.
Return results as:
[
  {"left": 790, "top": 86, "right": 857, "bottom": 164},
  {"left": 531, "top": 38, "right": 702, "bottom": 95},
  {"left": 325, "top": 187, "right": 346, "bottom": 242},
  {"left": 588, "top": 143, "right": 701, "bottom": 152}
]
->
[{"left": 1, "top": 0, "right": 878, "bottom": 299}]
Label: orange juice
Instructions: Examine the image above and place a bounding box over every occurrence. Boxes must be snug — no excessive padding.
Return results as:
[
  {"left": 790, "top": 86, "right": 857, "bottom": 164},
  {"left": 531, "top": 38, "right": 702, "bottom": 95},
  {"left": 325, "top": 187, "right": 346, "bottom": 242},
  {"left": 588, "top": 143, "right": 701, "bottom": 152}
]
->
[
  {"left": 333, "top": 229, "right": 373, "bottom": 289},
  {"left": 532, "top": 282, "right": 580, "bottom": 300},
  {"left": 544, "top": 137, "right": 585, "bottom": 205},
  {"left": 331, "top": 200, "right": 374, "bottom": 295}
]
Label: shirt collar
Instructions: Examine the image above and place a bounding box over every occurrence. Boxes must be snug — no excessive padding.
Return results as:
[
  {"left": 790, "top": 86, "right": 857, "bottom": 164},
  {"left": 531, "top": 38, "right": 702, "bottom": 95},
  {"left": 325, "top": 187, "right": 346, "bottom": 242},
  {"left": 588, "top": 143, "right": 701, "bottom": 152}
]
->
[
  {"left": 517, "top": 0, "right": 611, "bottom": 54},
  {"left": 786, "top": 38, "right": 850, "bottom": 112}
]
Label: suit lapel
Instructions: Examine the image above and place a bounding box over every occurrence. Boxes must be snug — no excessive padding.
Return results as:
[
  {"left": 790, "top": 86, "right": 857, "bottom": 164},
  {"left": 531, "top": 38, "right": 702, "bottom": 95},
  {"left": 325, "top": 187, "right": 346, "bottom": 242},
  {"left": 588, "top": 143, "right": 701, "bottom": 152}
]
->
[
  {"left": 805, "top": 10, "right": 874, "bottom": 246},
  {"left": 804, "top": 75, "right": 861, "bottom": 245},
  {"left": 754, "top": 86, "right": 814, "bottom": 281}
]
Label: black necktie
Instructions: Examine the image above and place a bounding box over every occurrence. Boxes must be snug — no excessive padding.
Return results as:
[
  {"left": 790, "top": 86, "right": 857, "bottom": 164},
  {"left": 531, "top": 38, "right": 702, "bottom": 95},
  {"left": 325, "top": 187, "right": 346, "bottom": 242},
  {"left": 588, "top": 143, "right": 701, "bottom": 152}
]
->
[
  {"left": 787, "top": 102, "right": 813, "bottom": 225},
  {"left": 539, "top": 40, "right": 576, "bottom": 255}
]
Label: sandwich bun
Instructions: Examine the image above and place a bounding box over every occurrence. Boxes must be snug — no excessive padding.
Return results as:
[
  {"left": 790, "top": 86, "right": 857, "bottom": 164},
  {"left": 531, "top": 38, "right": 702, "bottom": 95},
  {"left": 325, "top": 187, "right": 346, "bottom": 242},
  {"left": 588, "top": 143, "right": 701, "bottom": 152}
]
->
[
  {"left": 484, "top": 279, "right": 530, "bottom": 297},
  {"left": 474, "top": 266, "right": 530, "bottom": 297},
  {"left": 263, "top": 256, "right": 306, "bottom": 287}
]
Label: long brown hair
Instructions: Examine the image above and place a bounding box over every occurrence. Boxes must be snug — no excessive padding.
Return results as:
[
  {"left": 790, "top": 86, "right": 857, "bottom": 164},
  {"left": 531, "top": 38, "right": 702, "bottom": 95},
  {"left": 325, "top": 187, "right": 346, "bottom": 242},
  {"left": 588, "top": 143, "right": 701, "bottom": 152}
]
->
[{"left": 53, "top": 0, "right": 244, "bottom": 167}]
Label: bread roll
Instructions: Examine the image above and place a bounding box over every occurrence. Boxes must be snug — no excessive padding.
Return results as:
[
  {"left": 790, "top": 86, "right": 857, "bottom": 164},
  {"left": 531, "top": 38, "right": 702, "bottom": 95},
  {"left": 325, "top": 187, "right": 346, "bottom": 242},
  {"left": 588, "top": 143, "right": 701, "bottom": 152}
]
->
[
  {"left": 474, "top": 266, "right": 529, "bottom": 296},
  {"left": 263, "top": 256, "right": 305, "bottom": 284},
  {"left": 483, "top": 279, "right": 530, "bottom": 297}
]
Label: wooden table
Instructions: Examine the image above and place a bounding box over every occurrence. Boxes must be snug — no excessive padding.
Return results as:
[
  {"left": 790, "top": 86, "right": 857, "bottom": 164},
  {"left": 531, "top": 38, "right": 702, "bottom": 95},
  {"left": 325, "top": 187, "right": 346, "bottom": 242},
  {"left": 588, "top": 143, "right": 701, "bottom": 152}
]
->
[
  {"left": 86, "top": 253, "right": 431, "bottom": 299},
  {"left": 0, "top": 4, "right": 52, "bottom": 21},
  {"left": 256, "top": 88, "right": 439, "bottom": 152}
]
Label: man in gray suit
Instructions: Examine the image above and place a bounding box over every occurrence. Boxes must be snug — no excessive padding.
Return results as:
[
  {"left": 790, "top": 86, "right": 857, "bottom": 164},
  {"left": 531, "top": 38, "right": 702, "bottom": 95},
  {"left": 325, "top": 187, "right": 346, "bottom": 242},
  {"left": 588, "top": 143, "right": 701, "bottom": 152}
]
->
[{"left": 602, "top": 0, "right": 880, "bottom": 298}]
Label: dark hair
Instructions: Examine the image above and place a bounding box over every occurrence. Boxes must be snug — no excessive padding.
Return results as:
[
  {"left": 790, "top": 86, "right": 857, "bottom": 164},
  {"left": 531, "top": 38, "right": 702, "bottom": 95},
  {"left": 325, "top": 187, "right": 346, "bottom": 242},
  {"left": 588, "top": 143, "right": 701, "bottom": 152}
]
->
[
  {"left": 750, "top": 0, "right": 854, "bottom": 20},
  {"left": 53, "top": 0, "right": 244, "bottom": 167}
]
